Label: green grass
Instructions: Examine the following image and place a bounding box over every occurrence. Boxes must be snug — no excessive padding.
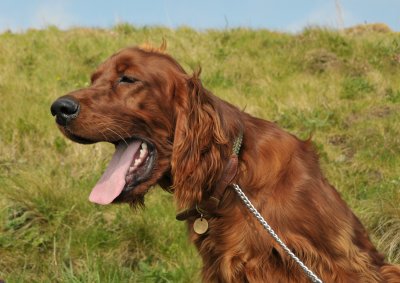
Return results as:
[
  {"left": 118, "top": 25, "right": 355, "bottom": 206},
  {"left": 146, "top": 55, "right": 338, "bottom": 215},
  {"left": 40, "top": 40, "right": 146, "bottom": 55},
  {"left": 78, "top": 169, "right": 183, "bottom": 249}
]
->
[{"left": 1, "top": 24, "right": 399, "bottom": 281}]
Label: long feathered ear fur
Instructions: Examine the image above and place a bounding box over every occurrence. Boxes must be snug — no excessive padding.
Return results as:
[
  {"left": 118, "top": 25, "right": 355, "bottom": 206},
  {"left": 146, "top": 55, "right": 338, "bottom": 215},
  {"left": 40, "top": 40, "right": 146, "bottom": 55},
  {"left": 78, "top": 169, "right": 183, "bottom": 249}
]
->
[{"left": 171, "top": 71, "right": 229, "bottom": 209}]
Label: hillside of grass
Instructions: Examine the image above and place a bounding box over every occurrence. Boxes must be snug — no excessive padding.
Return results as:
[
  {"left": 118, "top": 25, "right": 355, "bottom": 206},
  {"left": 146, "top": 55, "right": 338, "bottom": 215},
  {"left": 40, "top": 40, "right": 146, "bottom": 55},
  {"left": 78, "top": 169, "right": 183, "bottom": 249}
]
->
[{"left": 0, "top": 24, "right": 399, "bottom": 282}]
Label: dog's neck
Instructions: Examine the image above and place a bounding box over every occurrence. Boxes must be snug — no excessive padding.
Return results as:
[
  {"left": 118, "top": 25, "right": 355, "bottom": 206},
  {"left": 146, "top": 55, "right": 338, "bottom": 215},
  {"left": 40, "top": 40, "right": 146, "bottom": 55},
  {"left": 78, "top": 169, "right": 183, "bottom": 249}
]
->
[{"left": 175, "top": 132, "right": 243, "bottom": 221}]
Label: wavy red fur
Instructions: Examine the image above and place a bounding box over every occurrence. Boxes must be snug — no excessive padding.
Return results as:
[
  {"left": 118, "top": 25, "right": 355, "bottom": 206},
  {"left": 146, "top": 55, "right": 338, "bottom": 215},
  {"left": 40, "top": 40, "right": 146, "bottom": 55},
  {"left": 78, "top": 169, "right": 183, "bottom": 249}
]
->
[{"left": 52, "top": 46, "right": 400, "bottom": 282}]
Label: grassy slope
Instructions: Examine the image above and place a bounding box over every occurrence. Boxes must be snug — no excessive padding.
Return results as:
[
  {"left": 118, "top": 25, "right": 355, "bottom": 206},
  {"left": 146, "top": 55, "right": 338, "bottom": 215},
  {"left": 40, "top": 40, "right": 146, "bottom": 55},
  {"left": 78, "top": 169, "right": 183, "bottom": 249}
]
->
[{"left": 0, "top": 24, "right": 399, "bottom": 282}]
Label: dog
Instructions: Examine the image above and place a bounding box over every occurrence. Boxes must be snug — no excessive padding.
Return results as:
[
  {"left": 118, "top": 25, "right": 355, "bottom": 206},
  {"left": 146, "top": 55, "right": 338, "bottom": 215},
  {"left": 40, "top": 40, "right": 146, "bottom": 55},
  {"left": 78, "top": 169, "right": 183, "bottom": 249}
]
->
[{"left": 51, "top": 45, "right": 400, "bottom": 282}]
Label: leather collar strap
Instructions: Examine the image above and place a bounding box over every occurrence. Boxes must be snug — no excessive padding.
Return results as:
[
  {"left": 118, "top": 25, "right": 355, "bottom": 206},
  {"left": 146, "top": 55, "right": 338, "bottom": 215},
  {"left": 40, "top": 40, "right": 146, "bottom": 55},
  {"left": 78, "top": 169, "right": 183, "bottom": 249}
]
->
[{"left": 176, "top": 132, "right": 243, "bottom": 221}]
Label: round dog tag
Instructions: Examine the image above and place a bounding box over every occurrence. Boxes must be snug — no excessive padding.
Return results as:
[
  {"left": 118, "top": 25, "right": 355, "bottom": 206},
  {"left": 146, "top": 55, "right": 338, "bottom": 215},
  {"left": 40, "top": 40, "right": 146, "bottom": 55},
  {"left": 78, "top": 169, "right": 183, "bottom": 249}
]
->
[{"left": 193, "top": 218, "right": 209, "bottom": 234}]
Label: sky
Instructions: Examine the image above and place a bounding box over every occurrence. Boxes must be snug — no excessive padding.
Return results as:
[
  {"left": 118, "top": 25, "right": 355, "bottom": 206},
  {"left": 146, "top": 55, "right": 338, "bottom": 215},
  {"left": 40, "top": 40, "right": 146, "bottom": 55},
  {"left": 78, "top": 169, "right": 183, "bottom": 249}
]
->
[{"left": 0, "top": 0, "right": 399, "bottom": 33}]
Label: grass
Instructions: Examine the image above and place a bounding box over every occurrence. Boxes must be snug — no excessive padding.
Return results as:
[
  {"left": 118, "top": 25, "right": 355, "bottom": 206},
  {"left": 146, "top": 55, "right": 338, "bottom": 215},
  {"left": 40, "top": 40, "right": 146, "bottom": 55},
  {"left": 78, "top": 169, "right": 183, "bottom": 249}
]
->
[{"left": 0, "top": 23, "right": 399, "bottom": 281}]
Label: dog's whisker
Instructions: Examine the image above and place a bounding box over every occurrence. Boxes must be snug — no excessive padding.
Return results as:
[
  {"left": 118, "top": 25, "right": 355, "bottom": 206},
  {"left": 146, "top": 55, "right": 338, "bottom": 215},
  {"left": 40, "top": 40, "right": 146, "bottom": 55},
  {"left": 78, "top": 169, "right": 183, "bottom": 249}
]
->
[
  {"left": 108, "top": 123, "right": 131, "bottom": 138},
  {"left": 90, "top": 122, "right": 131, "bottom": 141},
  {"left": 105, "top": 127, "right": 127, "bottom": 145}
]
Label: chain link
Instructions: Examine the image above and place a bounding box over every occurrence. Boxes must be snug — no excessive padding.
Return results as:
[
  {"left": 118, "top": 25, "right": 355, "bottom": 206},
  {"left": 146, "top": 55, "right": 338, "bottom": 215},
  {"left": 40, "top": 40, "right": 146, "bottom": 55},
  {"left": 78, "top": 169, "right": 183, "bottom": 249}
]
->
[{"left": 232, "top": 183, "right": 323, "bottom": 283}]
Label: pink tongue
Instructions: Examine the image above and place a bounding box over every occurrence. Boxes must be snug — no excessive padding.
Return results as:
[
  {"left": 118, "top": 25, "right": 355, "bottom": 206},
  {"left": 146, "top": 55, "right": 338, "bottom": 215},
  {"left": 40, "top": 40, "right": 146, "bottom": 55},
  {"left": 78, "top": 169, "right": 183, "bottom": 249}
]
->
[{"left": 89, "top": 141, "right": 141, "bottom": 205}]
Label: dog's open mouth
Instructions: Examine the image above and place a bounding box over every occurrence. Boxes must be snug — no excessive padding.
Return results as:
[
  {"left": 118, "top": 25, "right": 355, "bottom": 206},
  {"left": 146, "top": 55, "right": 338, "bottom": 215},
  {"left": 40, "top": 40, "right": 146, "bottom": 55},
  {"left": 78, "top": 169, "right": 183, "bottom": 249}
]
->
[{"left": 89, "top": 138, "right": 156, "bottom": 205}]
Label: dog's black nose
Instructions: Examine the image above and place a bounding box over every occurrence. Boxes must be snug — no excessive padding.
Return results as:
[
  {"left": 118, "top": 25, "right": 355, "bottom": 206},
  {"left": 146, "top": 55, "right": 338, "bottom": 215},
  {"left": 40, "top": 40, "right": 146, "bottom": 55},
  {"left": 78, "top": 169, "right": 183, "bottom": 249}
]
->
[{"left": 50, "top": 96, "right": 80, "bottom": 126}]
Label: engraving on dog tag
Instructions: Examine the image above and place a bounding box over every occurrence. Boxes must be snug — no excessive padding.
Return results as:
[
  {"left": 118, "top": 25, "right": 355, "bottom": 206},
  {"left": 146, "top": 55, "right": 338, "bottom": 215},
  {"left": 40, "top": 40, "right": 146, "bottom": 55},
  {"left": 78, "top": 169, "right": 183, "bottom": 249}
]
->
[{"left": 193, "top": 218, "right": 209, "bottom": 234}]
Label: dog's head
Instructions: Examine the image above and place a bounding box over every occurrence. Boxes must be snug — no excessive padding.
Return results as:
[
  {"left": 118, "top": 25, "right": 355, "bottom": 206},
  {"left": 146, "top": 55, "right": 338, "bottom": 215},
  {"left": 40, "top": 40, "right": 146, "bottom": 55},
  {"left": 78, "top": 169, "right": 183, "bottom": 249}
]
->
[{"left": 51, "top": 46, "right": 230, "bottom": 208}]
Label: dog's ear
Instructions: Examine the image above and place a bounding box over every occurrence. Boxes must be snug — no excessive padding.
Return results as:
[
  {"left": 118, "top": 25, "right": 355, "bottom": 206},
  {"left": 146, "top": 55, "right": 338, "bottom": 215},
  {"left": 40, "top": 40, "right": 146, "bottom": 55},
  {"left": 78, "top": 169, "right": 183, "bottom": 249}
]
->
[{"left": 171, "top": 71, "right": 228, "bottom": 209}]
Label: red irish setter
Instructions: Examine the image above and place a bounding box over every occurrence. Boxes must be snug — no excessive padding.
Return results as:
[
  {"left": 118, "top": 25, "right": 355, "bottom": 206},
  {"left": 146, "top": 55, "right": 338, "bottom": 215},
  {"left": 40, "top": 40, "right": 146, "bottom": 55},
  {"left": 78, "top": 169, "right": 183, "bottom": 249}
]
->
[{"left": 51, "top": 45, "right": 400, "bottom": 282}]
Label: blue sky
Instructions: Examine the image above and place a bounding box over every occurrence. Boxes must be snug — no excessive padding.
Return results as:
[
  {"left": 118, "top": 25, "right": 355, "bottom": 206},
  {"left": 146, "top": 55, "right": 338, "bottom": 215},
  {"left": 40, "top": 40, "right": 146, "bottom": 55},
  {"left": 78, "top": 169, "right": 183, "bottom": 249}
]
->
[{"left": 0, "top": 0, "right": 399, "bottom": 33}]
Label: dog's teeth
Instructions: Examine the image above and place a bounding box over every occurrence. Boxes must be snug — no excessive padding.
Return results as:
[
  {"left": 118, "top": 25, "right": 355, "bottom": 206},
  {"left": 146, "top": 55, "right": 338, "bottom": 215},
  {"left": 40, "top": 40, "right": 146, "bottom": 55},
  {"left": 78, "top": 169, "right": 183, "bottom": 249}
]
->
[
  {"left": 128, "top": 166, "right": 135, "bottom": 173},
  {"left": 140, "top": 149, "right": 146, "bottom": 158},
  {"left": 141, "top": 142, "right": 147, "bottom": 150},
  {"left": 134, "top": 159, "right": 141, "bottom": 166}
]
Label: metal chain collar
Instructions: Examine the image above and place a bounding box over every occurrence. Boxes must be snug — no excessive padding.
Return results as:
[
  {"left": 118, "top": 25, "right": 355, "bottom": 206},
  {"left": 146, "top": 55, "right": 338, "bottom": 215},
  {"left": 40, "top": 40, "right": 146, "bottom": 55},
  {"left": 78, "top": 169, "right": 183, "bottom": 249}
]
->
[{"left": 232, "top": 183, "right": 323, "bottom": 283}]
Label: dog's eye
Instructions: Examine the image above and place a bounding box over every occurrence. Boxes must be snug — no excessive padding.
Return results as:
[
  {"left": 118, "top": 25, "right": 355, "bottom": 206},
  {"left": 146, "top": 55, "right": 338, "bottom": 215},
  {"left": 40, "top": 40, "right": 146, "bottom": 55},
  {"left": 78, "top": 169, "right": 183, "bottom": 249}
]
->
[{"left": 118, "top": 75, "right": 138, "bottom": 84}]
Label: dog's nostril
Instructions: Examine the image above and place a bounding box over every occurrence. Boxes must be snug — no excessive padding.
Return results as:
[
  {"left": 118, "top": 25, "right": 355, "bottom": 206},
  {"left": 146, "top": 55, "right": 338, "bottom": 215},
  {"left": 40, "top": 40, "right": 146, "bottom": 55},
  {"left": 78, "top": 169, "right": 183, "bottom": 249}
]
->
[
  {"left": 50, "top": 97, "right": 80, "bottom": 125},
  {"left": 60, "top": 105, "right": 76, "bottom": 115}
]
